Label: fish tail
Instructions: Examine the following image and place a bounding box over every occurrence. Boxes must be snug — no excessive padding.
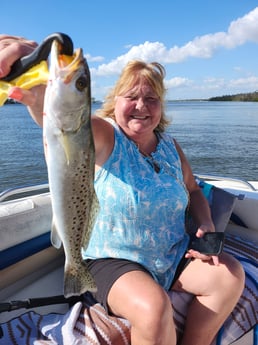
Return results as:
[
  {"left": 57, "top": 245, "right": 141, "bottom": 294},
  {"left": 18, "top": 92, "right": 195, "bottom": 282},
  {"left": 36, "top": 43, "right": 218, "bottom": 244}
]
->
[{"left": 63, "top": 261, "right": 97, "bottom": 298}]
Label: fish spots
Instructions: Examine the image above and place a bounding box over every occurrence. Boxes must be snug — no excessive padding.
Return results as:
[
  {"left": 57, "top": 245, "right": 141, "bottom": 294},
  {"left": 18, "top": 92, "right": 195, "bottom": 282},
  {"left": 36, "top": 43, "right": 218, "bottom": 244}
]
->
[{"left": 68, "top": 162, "right": 93, "bottom": 242}]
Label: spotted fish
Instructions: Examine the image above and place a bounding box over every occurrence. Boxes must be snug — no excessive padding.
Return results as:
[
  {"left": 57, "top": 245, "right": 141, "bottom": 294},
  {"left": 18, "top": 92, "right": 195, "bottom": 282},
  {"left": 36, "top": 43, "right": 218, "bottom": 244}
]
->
[{"left": 43, "top": 40, "right": 98, "bottom": 297}]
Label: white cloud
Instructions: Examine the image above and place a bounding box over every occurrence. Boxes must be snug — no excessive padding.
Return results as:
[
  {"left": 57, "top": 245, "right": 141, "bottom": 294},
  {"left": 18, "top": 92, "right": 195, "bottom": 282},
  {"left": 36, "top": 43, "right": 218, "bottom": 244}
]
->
[
  {"left": 84, "top": 53, "right": 104, "bottom": 62},
  {"left": 229, "top": 76, "right": 258, "bottom": 90},
  {"left": 227, "top": 8, "right": 258, "bottom": 46},
  {"left": 124, "top": 44, "right": 133, "bottom": 49},
  {"left": 188, "top": 75, "right": 258, "bottom": 98},
  {"left": 91, "top": 7, "right": 258, "bottom": 77},
  {"left": 165, "top": 77, "right": 192, "bottom": 88},
  {"left": 161, "top": 74, "right": 258, "bottom": 100}
]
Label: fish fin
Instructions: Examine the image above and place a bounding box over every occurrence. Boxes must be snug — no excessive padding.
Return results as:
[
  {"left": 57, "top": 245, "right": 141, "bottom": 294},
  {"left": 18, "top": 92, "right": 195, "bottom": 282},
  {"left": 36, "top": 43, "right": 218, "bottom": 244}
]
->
[
  {"left": 59, "top": 133, "right": 71, "bottom": 165},
  {"left": 64, "top": 260, "right": 97, "bottom": 298},
  {"left": 51, "top": 220, "right": 62, "bottom": 249}
]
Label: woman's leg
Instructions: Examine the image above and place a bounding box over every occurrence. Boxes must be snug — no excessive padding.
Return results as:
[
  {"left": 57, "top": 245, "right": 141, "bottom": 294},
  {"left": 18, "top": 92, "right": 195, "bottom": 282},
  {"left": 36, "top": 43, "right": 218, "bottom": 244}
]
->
[
  {"left": 172, "top": 252, "right": 245, "bottom": 345},
  {"left": 107, "top": 270, "right": 176, "bottom": 345}
]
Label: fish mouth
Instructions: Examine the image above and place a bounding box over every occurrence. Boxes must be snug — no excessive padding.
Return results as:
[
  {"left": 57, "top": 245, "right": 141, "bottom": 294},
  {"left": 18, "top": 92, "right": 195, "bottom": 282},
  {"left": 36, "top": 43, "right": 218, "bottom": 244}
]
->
[{"left": 50, "top": 40, "right": 84, "bottom": 82}]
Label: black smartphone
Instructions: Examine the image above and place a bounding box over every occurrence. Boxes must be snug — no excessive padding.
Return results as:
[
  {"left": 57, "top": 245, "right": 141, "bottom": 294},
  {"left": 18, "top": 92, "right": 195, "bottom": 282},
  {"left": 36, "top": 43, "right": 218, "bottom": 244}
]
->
[{"left": 189, "top": 232, "right": 225, "bottom": 255}]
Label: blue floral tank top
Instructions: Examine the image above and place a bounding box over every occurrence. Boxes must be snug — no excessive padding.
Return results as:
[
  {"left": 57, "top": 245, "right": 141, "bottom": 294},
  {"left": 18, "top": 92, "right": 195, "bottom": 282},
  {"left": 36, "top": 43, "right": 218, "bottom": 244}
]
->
[{"left": 82, "top": 120, "right": 190, "bottom": 290}]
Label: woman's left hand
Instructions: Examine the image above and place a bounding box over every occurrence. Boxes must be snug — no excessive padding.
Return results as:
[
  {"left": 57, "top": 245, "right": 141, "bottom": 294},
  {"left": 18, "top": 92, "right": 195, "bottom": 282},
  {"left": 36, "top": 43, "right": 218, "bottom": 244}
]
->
[{"left": 185, "top": 226, "right": 220, "bottom": 266}]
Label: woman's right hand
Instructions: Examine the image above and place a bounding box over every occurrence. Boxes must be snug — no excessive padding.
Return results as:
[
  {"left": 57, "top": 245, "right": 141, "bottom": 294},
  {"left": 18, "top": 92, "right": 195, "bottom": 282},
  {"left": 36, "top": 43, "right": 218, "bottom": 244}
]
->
[
  {"left": 0, "top": 34, "right": 45, "bottom": 126},
  {"left": 0, "top": 34, "right": 38, "bottom": 77}
]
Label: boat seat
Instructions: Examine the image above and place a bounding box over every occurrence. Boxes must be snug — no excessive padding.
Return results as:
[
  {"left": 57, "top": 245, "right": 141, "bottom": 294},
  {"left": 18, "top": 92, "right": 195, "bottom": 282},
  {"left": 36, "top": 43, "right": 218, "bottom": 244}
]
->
[
  {"left": 0, "top": 246, "right": 64, "bottom": 302},
  {"left": 225, "top": 222, "right": 258, "bottom": 244}
]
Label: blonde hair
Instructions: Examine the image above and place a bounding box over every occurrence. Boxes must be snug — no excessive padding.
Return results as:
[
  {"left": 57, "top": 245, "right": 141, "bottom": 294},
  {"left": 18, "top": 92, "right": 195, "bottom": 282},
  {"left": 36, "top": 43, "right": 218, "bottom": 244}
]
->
[{"left": 96, "top": 60, "right": 170, "bottom": 132}]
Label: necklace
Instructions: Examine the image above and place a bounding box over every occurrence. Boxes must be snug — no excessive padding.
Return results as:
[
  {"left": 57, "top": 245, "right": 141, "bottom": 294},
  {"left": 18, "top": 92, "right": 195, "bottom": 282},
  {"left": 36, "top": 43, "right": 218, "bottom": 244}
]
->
[
  {"left": 136, "top": 131, "right": 161, "bottom": 173},
  {"left": 138, "top": 147, "right": 161, "bottom": 173},
  {"left": 136, "top": 137, "right": 190, "bottom": 220}
]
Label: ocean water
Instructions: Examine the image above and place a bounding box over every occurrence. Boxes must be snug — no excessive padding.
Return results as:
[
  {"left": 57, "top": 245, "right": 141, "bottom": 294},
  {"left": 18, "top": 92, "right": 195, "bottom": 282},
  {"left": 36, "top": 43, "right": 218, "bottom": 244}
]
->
[{"left": 0, "top": 101, "right": 257, "bottom": 193}]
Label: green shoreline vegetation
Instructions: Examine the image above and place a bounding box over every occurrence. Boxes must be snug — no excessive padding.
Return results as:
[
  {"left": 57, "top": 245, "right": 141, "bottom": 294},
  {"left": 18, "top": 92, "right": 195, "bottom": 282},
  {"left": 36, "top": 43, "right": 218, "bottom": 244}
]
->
[
  {"left": 208, "top": 91, "right": 258, "bottom": 102},
  {"left": 170, "top": 91, "right": 258, "bottom": 102}
]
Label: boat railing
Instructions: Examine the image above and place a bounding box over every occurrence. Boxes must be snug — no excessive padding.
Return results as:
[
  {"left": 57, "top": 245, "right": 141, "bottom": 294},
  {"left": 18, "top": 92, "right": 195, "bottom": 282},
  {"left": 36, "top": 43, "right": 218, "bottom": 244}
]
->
[
  {"left": 0, "top": 175, "right": 256, "bottom": 203},
  {"left": 0, "top": 183, "right": 49, "bottom": 203},
  {"left": 195, "top": 174, "right": 257, "bottom": 192}
]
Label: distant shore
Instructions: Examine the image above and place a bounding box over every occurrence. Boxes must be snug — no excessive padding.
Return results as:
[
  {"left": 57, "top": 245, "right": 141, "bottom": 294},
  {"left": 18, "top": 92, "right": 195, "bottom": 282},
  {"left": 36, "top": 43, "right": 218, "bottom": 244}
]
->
[
  {"left": 208, "top": 91, "right": 258, "bottom": 102},
  {"left": 169, "top": 91, "right": 258, "bottom": 102},
  {"left": 3, "top": 91, "right": 258, "bottom": 105}
]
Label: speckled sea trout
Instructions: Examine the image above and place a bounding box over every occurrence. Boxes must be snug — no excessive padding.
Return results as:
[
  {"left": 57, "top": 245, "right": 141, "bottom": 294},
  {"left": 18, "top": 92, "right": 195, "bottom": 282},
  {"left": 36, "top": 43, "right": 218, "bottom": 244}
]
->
[{"left": 43, "top": 40, "right": 98, "bottom": 297}]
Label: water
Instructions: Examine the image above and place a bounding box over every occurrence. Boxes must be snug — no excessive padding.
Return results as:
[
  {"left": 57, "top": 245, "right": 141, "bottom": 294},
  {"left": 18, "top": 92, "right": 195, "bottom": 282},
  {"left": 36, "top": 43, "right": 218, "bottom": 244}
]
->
[
  {"left": 166, "top": 101, "right": 258, "bottom": 180},
  {"left": 0, "top": 101, "right": 257, "bottom": 193}
]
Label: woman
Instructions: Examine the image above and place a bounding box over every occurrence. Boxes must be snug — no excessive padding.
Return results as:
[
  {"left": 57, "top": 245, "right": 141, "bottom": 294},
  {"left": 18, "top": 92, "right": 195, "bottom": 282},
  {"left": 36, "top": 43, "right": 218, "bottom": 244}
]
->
[{"left": 0, "top": 35, "right": 244, "bottom": 345}]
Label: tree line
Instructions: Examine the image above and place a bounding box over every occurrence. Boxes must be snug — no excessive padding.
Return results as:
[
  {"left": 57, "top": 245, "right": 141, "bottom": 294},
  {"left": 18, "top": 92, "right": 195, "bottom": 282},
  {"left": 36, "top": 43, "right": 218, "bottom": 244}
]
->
[{"left": 208, "top": 91, "right": 258, "bottom": 102}]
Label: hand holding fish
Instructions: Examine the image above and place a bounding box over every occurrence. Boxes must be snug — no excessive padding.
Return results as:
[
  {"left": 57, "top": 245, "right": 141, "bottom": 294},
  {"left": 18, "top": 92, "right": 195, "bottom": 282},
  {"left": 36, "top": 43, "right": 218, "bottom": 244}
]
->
[
  {"left": 0, "top": 35, "right": 46, "bottom": 125},
  {"left": 0, "top": 34, "right": 72, "bottom": 126},
  {"left": 0, "top": 34, "right": 43, "bottom": 110},
  {"left": 0, "top": 34, "right": 37, "bottom": 77}
]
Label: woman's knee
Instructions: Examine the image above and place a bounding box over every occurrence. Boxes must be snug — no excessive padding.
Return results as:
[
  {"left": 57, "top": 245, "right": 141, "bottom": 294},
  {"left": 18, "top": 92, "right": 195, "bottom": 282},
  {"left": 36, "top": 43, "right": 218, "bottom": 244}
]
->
[
  {"left": 220, "top": 253, "right": 245, "bottom": 283},
  {"left": 136, "top": 286, "right": 172, "bottom": 326},
  {"left": 107, "top": 271, "right": 174, "bottom": 335},
  {"left": 133, "top": 287, "right": 175, "bottom": 342},
  {"left": 219, "top": 252, "right": 245, "bottom": 294}
]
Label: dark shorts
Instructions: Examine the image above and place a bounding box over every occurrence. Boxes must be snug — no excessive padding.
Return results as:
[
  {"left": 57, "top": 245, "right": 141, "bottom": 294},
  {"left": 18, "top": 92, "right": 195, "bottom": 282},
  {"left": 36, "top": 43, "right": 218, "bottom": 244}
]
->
[{"left": 86, "top": 255, "right": 191, "bottom": 312}]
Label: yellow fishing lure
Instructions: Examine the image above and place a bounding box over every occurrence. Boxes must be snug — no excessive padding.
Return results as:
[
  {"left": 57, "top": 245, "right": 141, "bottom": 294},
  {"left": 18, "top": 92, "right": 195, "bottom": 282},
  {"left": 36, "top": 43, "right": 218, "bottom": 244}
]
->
[{"left": 0, "top": 61, "right": 49, "bottom": 106}]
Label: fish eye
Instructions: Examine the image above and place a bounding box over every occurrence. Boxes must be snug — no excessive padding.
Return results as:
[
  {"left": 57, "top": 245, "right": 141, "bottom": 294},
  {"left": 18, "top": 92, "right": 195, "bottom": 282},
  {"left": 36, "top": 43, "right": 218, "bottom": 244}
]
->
[{"left": 76, "top": 76, "right": 87, "bottom": 91}]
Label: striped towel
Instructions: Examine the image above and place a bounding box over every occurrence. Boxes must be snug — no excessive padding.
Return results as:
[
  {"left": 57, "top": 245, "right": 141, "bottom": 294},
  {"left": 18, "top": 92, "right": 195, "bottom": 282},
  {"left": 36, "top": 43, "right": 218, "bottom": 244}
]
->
[
  {"left": 0, "top": 294, "right": 131, "bottom": 345},
  {"left": 0, "top": 233, "right": 257, "bottom": 345}
]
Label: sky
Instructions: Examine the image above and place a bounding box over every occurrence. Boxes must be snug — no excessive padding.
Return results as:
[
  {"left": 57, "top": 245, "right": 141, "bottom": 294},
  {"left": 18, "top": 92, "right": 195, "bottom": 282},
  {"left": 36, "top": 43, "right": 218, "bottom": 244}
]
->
[{"left": 1, "top": 0, "right": 258, "bottom": 101}]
